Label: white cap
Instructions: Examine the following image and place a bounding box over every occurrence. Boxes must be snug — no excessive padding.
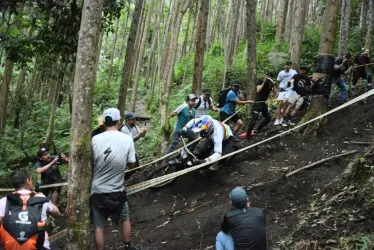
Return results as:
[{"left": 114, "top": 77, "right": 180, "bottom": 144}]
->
[{"left": 103, "top": 108, "right": 121, "bottom": 122}]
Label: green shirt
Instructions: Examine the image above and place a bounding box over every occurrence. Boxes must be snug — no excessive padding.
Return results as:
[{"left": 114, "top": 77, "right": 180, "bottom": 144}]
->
[{"left": 173, "top": 103, "right": 195, "bottom": 132}]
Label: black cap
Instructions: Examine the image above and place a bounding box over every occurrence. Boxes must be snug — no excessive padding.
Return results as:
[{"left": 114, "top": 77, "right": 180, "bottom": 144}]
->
[
  {"left": 266, "top": 72, "right": 274, "bottom": 78},
  {"left": 203, "top": 89, "right": 211, "bottom": 95},
  {"left": 124, "top": 112, "right": 136, "bottom": 120},
  {"left": 232, "top": 79, "right": 241, "bottom": 86},
  {"left": 300, "top": 66, "right": 309, "bottom": 71},
  {"left": 37, "top": 147, "right": 48, "bottom": 158}
]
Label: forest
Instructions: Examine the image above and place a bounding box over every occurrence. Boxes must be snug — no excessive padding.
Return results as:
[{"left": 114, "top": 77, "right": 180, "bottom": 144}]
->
[{"left": 0, "top": 0, "right": 374, "bottom": 249}]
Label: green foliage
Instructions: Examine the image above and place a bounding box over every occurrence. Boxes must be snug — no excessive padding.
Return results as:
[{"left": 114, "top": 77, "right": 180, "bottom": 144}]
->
[{"left": 340, "top": 234, "right": 374, "bottom": 250}]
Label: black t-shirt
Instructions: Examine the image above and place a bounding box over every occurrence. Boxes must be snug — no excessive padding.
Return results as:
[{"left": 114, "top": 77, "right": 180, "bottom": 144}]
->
[
  {"left": 34, "top": 155, "right": 62, "bottom": 184},
  {"left": 292, "top": 74, "right": 311, "bottom": 97},
  {"left": 331, "top": 57, "right": 348, "bottom": 78},
  {"left": 255, "top": 78, "right": 274, "bottom": 102},
  {"left": 92, "top": 127, "right": 104, "bottom": 138},
  {"left": 221, "top": 207, "right": 266, "bottom": 250}
]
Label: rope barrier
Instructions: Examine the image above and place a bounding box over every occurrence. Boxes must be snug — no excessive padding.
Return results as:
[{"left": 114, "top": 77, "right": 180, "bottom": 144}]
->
[
  {"left": 125, "top": 89, "right": 374, "bottom": 195},
  {"left": 19, "top": 89, "right": 374, "bottom": 244}
]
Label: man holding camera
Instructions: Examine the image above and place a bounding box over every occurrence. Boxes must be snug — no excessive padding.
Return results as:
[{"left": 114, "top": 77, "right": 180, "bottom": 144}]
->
[{"left": 35, "top": 147, "right": 69, "bottom": 205}]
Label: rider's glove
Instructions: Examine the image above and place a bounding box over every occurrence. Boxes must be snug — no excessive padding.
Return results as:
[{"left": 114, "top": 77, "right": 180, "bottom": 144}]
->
[{"left": 182, "top": 126, "right": 188, "bottom": 132}]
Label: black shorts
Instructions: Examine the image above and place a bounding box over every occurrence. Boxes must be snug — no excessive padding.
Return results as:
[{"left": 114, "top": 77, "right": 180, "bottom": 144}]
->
[{"left": 220, "top": 111, "right": 240, "bottom": 123}]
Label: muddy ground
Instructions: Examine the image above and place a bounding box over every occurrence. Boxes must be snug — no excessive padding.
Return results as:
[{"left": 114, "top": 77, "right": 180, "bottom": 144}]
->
[
  {"left": 84, "top": 96, "right": 374, "bottom": 250},
  {"left": 43, "top": 96, "right": 374, "bottom": 250}
]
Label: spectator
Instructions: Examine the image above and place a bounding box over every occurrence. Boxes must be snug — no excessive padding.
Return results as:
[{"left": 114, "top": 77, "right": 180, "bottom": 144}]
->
[
  {"left": 92, "top": 115, "right": 105, "bottom": 138},
  {"left": 240, "top": 72, "right": 276, "bottom": 140},
  {"left": 219, "top": 80, "right": 253, "bottom": 134},
  {"left": 329, "top": 52, "right": 350, "bottom": 106},
  {"left": 0, "top": 169, "right": 60, "bottom": 250},
  {"left": 120, "top": 112, "right": 147, "bottom": 143},
  {"left": 353, "top": 49, "right": 372, "bottom": 87},
  {"left": 91, "top": 108, "right": 138, "bottom": 250},
  {"left": 216, "top": 187, "right": 266, "bottom": 250},
  {"left": 35, "top": 148, "right": 69, "bottom": 205},
  {"left": 194, "top": 89, "right": 219, "bottom": 118},
  {"left": 274, "top": 61, "right": 297, "bottom": 125},
  {"left": 164, "top": 94, "right": 199, "bottom": 163}
]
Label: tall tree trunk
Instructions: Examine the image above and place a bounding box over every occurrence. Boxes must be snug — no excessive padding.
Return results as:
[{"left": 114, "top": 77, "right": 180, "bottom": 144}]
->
[
  {"left": 130, "top": 0, "right": 156, "bottom": 112},
  {"left": 222, "top": 0, "right": 240, "bottom": 88},
  {"left": 181, "top": 5, "right": 193, "bottom": 61},
  {"left": 365, "top": 0, "right": 374, "bottom": 49},
  {"left": 192, "top": 0, "right": 210, "bottom": 95},
  {"left": 284, "top": 0, "right": 294, "bottom": 43},
  {"left": 0, "top": 1, "right": 24, "bottom": 138},
  {"left": 276, "top": 0, "right": 289, "bottom": 42},
  {"left": 160, "top": 0, "right": 192, "bottom": 154},
  {"left": 132, "top": 6, "right": 147, "bottom": 87},
  {"left": 117, "top": 0, "right": 144, "bottom": 115},
  {"left": 116, "top": 1, "right": 131, "bottom": 82},
  {"left": 145, "top": 0, "right": 166, "bottom": 89},
  {"left": 360, "top": 0, "right": 369, "bottom": 33},
  {"left": 208, "top": 0, "right": 221, "bottom": 53},
  {"left": 290, "top": 0, "right": 307, "bottom": 69},
  {"left": 66, "top": 0, "right": 103, "bottom": 248},
  {"left": 106, "top": 17, "right": 120, "bottom": 88},
  {"left": 44, "top": 69, "right": 60, "bottom": 146},
  {"left": 338, "top": 0, "right": 351, "bottom": 57},
  {"left": 318, "top": 0, "right": 341, "bottom": 54},
  {"left": 246, "top": 0, "right": 257, "bottom": 103}
]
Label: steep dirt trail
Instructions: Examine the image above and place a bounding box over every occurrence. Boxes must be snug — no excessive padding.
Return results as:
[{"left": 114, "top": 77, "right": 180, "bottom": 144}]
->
[{"left": 97, "top": 97, "right": 374, "bottom": 250}]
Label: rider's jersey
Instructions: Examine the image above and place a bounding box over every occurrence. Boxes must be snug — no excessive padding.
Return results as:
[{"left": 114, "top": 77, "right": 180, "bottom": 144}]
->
[{"left": 185, "top": 115, "right": 233, "bottom": 161}]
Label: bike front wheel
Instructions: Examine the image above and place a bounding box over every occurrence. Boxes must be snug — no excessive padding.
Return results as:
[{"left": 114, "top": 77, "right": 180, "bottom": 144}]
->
[{"left": 147, "top": 163, "right": 179, "bottom": 190}]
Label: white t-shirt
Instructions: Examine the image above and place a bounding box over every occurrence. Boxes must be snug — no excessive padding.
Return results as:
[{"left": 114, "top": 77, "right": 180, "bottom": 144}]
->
[
  {"left": 195, "top": 96, "right": 213, "bottom": 118},
  {"left": 0, "top": 189, "right": 53, "bottom": 249},
  {"left": 277, "top": 69, "right": 297, "bottom": 90},
  {"left": 91, "top": 130, "right": 136, "bottom": 194}
]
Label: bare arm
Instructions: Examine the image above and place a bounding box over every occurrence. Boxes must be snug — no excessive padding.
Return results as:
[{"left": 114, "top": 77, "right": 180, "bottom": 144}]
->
[
  {"left": 169, "top": 112, "right": 177, "bottom": 118},
  {"left": 235, "top": 99, "right": 253, "bottom": 105},
  {"left": 35, "top": 157, "right": 59, "bottom": 174},
  {"left": 49, "top": 204, "right": 61, "bottom": 217}
]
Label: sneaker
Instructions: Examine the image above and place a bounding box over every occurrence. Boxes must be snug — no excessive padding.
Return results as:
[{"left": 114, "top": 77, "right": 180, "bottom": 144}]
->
[
  {"left": 239, "top": 132, "right": 247, "bottom": 139},
  {"left": 274, "top": 119, "right": 280, "bottom": 125},
  {"left": 281, "top": 121, "right": 288, "bottom": 127},
  {"left": 288, "top": 120, "right": 296, "bottom": 126},
  {"left": 209, "top": 163, "right": 221, "bottom": 171},
  {"left": 250, "top": 130, "right": 258, "bottom": 136}
]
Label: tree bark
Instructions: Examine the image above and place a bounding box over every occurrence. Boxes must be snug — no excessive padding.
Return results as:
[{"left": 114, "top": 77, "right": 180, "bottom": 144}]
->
[
  {"left": 160, "top": 0, "right": 191, "bottom": 154},
  {"left": 318, "top": 0, "right": 341, "bottom": 54},
  {"left": 0, "top": 1, "right": 24, "bottom": 138},
  {"left": 290, "top": 0, "right": 307, "bottom": 69},
  {"left": 365, "top": 0, "right": 374, "bottom": 50},
  {"left": 192, "top": 0, "right": 210, "bottom": 95},
  {"left": 116, "top": 1, "right": 131, "bottom": 82},
  {"left": 106, "top": 17, "right": 120, "bottom": 88},
  {"left": 44, "top": 69, "right": 60, "bottom": 146},
  {"left": 284, "top": 0, "right": 294, "bottom": 43},
  {"left": 360, "top": 0, "right": 369, "bottom": 32},
  {"left": 276, "top": 0, "right": 289, "bottom": 42},
  {"left": 181, "top": 5, "right": 193, "bottom": 61},
  {"left": 66, "top": 0, "right": 103, "bottom": 248},
  {"left": 130, "top": 0, "right": 156, "bottom": 112},
  {"left": 246, "top": 0, "right": 257, "bottom": 103},
  {"left": 117, "top": 0, "right": 144, "bottom": 115},
  {"left": 338, "top": 0, "right": 351, "bottom": 57}
]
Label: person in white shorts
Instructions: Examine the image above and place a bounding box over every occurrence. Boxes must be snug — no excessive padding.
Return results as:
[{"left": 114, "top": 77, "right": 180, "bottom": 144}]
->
[
  {"left": 274, "top": 61, "right": 297, "bottom": 125},
  {"left": 282, "top": 66, "right": 316, "bottom": 126}
]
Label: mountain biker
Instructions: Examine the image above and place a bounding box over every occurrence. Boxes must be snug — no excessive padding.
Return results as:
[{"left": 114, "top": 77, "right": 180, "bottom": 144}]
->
[
  {"left": 195, "top": 89, "right": 220, "bottom": 118},
  {"left": 183, "top": 115, "right": 234, "bottom": 171},
  {"left": 164, "top": 94, "right": 199, "bottom": 163},
  {"left": 34, "top": 148, "right": 69, "bottom": 205},
  {"left": 239, "top": 72, "right": 276, "bottom": 140},
  {"left": 216, "top": 187, "right": 266, "bottom": 250},
  {"left": 219, "top": 80, "right": 253, "bottom": 134},
  {"left": 0, "top": 169, "right": 60, "bottom": 250}
]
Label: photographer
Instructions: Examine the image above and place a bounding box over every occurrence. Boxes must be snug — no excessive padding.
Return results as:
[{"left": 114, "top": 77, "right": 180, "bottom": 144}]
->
[{"left": 35, "top": 147, "right": 69, "bottom": 205}]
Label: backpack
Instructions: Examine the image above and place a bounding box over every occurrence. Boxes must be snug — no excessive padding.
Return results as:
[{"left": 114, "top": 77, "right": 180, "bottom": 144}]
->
[
  {"left": 217, "top": 88, "right": 232, "bottom": 108},
  {"left": 0, "top": 192, "right": 49, "bottom": 250},
  {"left": 195, "top": 96, "right": 212, "bottom": 109}
]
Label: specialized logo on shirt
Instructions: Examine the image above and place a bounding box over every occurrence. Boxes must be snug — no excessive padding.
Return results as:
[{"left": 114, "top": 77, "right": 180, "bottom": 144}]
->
[
  {"left": 104, "top": 147, "right": 112, "bottom": 161},
  {"left": 16, "top": 211, "right": 31, "bottom": 224},
  {"left": 296, "top": 79, "right": 307, "bottom": 88},
  {"left": 17, "top": 231, "right": 27, "bottom": 241}
]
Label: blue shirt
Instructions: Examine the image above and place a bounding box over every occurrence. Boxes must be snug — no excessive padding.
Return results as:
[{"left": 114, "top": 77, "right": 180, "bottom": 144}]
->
[{"left": 221, "top": 90, "right": 240, "bottom": 115}]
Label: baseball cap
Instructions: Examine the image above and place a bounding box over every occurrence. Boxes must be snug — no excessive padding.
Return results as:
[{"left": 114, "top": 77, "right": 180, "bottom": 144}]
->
[
  {"left": 125, "top": 112, "right": 136, "bottom": 120},
  {"left": 300, "top": 66, "right": 309, "bottom": 71},
  {"left": 203, "top": 89, "right": 211, "bottom": 95},
  {"left": 232, "top": 79, "right": 241, "bottom": 86},
  {"left": 229, "top": 187, "right": 248, "bottom": 208},
  {"left": 103, "top": 108, "right": 121, "bottom": 122},
  {"left": 37, "top": 147, "right": 48, "bottom": 157},
  {"left": 186, "top": 94, "right": 198, "bottom": 101}
]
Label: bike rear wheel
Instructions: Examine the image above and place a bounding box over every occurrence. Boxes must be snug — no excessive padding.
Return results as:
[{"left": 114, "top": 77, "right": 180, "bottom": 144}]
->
[{"left": 147, "top": 164, "right": 179, "bottom": 190}]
